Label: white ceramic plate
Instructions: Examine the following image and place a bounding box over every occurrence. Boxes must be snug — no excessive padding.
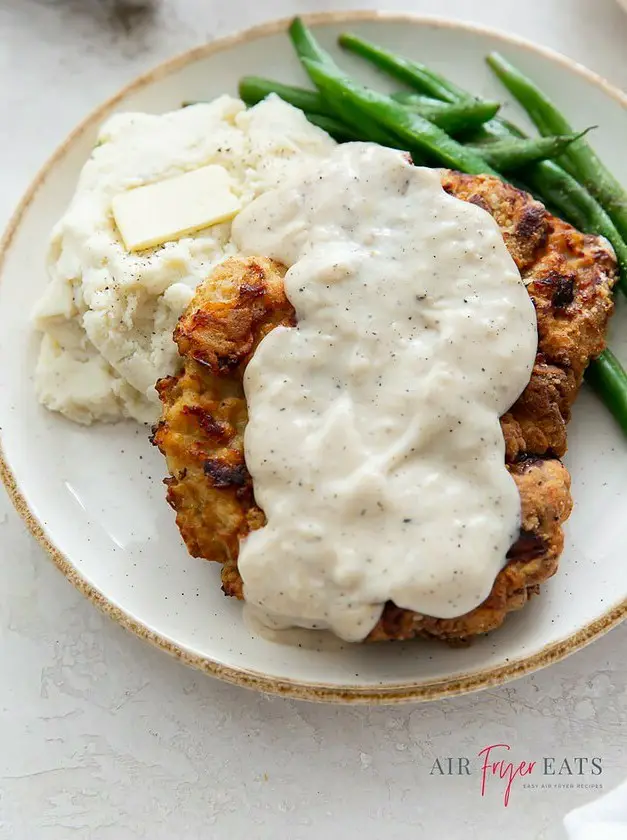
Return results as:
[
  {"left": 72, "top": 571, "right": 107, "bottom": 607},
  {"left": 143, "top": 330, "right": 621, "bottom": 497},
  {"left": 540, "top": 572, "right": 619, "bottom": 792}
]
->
[{"left": 2, "top": 13, "right": 627, "bottom": 704}]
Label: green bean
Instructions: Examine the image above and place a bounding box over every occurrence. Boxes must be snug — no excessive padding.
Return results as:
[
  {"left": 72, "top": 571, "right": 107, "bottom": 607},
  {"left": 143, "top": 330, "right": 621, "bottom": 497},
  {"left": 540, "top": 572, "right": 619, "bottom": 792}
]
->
[
  {"left": 465, "top": 121, "right": 525, "bottom": 144},
  {"left": 338, "top": 32, "right": 466, "bottom": 103},
  {"left": 466, "top": 131, "right": 592, "bottom": 171},
  {"left": 486, "top": 53, "right": 566, "bottom": 136},
  {"left": 301, "top": 59, "right": 497, "bottom": 175},
  {"left": 288, "top": 18, "right": 408, "bottom": 150},
  {"left": 288, "top": 17, "right": 427, "bottom": 162},
  {"left": 392, "top": 91, "right": 448, "bottom": 105},
  {"left": 239, "top": 76, "right": 330, "bottom": 115},
  {"left": 289, "top": 16, "right": 335, "bottom": 66},
  {"left": 585, "top": 349, "right": 627, "bottom": 436},
  {"left": 486, "top": 52, "right": 627, "bottom": 240},
  {"left": 391, "top": 93, "right": 501, "bottom": 135},
  {"left": 392, "top": 91, "right": 446, "bottom": 106}
]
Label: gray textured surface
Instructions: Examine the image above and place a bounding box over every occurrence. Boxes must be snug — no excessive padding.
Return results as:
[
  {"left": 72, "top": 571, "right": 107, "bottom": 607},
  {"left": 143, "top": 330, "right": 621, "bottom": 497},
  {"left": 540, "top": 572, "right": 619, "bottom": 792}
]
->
[{"left": 1, "top": 1, "right": 627, "bottom": 837}]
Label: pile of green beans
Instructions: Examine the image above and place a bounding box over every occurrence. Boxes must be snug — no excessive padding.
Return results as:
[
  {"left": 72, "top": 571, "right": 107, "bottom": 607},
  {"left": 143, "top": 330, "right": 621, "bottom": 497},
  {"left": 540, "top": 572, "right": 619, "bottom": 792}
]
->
[
  {"left": 239, "top": 76, "right": 502, "bottom": 137},
  {"left": 235, "top": 17, "right": 627, "bottom": 436}
]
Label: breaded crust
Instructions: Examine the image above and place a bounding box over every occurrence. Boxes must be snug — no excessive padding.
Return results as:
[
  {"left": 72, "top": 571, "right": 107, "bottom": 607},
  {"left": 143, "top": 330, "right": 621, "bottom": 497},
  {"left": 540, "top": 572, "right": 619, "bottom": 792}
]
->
[{"left": 153, "top": 173, "right": 617, "bottom": 642}]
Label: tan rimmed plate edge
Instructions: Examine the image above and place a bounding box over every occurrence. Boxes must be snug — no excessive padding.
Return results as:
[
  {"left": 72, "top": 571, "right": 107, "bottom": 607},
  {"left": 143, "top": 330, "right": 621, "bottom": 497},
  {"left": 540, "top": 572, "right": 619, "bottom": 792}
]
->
[{"left": 2, "top": 11, "right": 627, "bottom": 705}]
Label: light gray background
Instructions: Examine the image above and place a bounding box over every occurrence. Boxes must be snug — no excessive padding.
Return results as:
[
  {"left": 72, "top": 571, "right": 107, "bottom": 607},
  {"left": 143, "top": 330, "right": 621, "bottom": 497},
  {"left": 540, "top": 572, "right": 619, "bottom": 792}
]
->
[{"left": 1, "top": 1, "right": 626, "bottom": 838}]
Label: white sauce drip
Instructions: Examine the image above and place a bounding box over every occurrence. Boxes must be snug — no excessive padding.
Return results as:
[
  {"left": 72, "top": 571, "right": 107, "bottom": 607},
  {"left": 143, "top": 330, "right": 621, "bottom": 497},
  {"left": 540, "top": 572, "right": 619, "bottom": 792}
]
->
[
  {"left": 232, "top": 144, "right": 537, "bottom": 642},
  {"left": 242, "top": 604, "right": 347, "bottom": 651}
]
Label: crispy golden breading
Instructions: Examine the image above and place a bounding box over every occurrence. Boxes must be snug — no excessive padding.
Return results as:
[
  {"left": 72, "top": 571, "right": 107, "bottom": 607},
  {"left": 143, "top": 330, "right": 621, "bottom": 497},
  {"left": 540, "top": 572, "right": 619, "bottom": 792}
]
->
[
  {"left": 153, "top": 173, "right": 617, "bottom": 642},
  {"left": 153, "top": 257, "right": 291, "bottom": 566}
]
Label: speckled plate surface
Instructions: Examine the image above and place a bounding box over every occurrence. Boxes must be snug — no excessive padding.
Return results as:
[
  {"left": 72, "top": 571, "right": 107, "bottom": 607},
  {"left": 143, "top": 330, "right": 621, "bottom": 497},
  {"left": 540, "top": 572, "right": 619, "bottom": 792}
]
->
[{"left": 1, "top": 12, "right": 627, "bottom": 704}]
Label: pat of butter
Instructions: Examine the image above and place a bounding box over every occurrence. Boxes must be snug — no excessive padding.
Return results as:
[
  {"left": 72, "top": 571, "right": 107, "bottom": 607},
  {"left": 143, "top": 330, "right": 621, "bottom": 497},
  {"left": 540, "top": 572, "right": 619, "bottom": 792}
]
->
[{"left": 112, "top": 164, "right": 241, "bottom": 251}]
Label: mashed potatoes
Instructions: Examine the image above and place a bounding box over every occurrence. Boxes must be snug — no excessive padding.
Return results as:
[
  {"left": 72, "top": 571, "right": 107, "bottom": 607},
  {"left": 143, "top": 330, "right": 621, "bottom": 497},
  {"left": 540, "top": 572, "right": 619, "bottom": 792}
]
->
[{"left": 33, "top": 95, "right": 336, "bottom": 424}]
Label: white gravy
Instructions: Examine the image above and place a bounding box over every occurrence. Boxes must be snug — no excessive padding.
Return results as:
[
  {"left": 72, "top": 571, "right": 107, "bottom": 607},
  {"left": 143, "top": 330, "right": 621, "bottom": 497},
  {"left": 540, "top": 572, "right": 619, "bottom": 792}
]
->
[
  {"left": 242, "top": 604, "right": 348, "bottom": 651},
  {"left": 232, "top": 143, "right": 537, "bottom": 642}
]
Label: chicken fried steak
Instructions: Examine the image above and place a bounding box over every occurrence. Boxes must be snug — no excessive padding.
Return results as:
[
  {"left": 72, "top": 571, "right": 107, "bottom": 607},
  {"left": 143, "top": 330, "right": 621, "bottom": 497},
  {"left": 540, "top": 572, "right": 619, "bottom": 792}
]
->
[{"left": 152, "top": 172, "right": 617, "bottom": 642}]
